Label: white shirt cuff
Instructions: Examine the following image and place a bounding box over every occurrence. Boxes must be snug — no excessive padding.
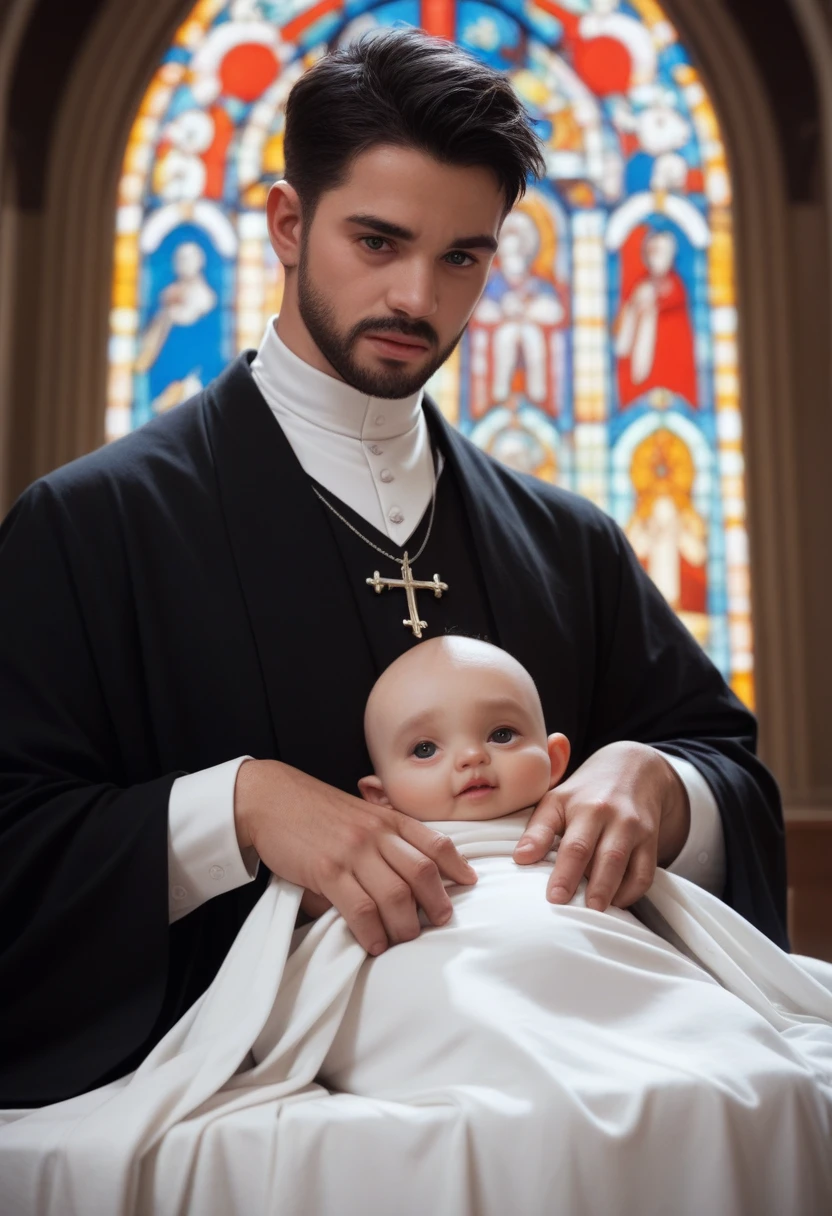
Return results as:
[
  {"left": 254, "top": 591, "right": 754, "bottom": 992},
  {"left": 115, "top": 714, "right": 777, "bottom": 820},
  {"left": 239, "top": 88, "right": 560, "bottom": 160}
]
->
[
  {"left": 654, "top": 751, "right": 726, "bottom": 896},
  {"left": 168, "top": 756, "right": 259, "bottom": 923}
]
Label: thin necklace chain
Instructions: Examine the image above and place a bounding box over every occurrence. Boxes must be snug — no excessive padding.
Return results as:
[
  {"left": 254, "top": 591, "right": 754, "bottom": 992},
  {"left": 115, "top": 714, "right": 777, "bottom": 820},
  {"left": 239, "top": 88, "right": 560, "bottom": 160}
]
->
[{"left": 310, "top": 478, "right": 438, "bottom": 567}]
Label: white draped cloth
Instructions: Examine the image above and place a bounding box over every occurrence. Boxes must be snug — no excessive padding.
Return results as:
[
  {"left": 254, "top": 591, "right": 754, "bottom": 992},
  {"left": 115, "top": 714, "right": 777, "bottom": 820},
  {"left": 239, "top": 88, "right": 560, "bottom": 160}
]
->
[{"left": 3, "top": 812, "right": 832, "bottom": 1216}]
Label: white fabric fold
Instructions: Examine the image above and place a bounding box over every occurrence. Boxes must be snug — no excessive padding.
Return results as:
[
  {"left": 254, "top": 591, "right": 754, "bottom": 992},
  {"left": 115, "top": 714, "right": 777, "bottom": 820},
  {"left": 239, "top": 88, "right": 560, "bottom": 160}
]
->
[{"left": 3, "top": 812, "right": 831, "bottom": 1216}]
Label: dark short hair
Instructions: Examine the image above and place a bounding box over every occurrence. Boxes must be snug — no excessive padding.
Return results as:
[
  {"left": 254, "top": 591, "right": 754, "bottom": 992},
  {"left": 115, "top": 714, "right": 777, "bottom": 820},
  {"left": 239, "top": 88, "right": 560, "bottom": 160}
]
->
[{"left": 283, "top": 27, "right": 545, "bottom": 217}]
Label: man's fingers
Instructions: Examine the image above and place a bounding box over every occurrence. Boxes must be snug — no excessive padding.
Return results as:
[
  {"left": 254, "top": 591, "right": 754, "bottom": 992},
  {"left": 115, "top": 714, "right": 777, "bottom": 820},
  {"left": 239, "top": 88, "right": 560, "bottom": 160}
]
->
[
  {"left": 380, "top": 835, "right": 455, "bottom": 930},
  {"left": 397, "top": 815, "right": 478, "bottom": 887},
  {"left": 356, "top": 852, "right": 424, "bottom": 945},
  {"left": 300, "top": 889, "right": 331, "bottom": 918},
  {"left": 514, "top": 795, "right": 565, "bottom": 863},
  {"left": 311, "top": 813, "right": 474, "bottom": 952},
  {"left": 322, "top": 872, "right": 390, "bottom": 956},
  {"left": 582, "top": 832, "right": 633, "bottom": 912},
  {"left": 610, "top": 843, "right": 657, "bottom": 909},
  {"left": 546, "top": 821, "right": 603, "bottom": 905}
]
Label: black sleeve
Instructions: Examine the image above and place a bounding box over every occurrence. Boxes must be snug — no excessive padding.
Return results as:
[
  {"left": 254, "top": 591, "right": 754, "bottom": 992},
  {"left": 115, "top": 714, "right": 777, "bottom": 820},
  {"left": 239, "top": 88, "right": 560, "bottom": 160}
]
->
[
  {"left": 0, "top": 482, "right": 174, "bottom": 1107},
  {"left": 583, "top": 518, "right": 788, "bottom": 949}
]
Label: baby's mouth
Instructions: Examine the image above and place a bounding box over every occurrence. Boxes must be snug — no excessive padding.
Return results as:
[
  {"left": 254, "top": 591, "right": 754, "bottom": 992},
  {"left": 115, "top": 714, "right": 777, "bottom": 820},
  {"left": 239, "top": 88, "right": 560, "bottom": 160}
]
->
[{"left": 456, "top": 778, "right": 497, "bottom": 797}]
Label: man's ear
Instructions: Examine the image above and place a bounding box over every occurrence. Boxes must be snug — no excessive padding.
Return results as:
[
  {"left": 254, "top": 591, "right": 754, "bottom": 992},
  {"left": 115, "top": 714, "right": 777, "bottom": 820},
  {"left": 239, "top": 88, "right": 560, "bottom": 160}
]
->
[
  {"left": 546, "top": 733, "right": 571, "bottom": 789},
  {"left": 357, "top": 775, "right": 393, "bottom": 807},
  {"left": 266, "top": 180, "right": 303, "bottom": 269}
]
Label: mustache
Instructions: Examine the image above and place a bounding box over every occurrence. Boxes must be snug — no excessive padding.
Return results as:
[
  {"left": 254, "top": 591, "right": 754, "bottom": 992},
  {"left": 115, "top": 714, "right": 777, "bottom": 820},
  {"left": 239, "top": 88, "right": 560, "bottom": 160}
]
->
[{"left": 350, "top": 317, "right": 438, "bottom": 347}]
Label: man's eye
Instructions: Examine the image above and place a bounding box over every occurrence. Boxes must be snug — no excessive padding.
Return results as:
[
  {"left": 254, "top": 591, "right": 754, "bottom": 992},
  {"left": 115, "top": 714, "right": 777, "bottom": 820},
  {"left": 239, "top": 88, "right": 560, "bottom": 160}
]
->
[
  {"left": 362, "top": 236, "right": 390, "bottom": 252},
  {"left": 445, "top": 251, "right": 475, "bottom": 267},
  {"left": 489, "top": 728, "right": 516, "bottom": 744},
  {"left": 413, "top": 741, "right": 437, "bottom": 759}
]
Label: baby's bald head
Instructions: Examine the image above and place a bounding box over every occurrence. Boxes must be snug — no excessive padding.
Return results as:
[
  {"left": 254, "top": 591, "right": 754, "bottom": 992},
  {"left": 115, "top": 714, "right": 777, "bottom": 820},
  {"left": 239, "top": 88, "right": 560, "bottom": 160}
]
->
[
  {"left": 364, "top": 636, "right": 545, "bottom": 769},
  {"left": 360, "top": 637, "right": 566, "bottom": 822}
]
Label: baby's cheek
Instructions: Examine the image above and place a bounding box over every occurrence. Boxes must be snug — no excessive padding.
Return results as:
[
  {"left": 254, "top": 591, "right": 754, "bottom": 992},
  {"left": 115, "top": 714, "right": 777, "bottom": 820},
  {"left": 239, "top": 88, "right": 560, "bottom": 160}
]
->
[
  {"left": 387, "top": 768, "right": 451, "bottom": 820},
  {"left": 512, "top": 750, "right": 555, "bottom": 803}
]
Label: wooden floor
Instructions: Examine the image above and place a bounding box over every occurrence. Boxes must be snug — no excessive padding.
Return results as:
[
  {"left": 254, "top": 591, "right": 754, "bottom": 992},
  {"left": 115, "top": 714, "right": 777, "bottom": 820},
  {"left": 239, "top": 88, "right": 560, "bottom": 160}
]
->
[{"left": 786, "top": 820, "right": 832, "bottom": 962}]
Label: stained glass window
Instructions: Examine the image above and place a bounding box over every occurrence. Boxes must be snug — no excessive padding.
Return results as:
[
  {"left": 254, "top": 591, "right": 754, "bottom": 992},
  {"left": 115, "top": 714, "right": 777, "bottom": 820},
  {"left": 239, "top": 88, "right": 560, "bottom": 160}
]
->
[{"left": 109, "top": 0, "right": 754, "bottom": 706}]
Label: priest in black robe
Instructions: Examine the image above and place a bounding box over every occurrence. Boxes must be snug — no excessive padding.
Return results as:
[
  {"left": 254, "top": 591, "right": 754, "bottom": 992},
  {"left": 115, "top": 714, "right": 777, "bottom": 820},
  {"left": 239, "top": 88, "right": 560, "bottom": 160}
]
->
[{"left": 0, "top": 29, "right": 787, "bottom": 1111}]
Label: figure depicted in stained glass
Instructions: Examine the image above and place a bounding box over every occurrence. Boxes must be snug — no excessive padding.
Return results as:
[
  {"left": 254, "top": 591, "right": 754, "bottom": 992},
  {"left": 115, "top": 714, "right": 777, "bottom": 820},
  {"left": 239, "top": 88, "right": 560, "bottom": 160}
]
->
[
  {"left": 154, "top": 110, "right": 225, "bottom": 202},
  {"left": 626, "top": 428, "right": 708, "bottom": 635},
  {"left": 611, "top": 87, "right": 699, "bottom": 195},
  {"left": 136, "top": 238, "right": 223, "bottom": 413},
  {"left": 541, "top": 0, "right": 657, "bottom": 96},
  {"left": 469, "top": 203, "right": 566, "bottom": 415},
  {"left": 490, "top": 424, "right": 547, "bottom": 475},
  {"left": 137, "top": 242, "right": 216, "bottom": 372},
  {"left": 470, "top": 406, "right": 561, "bottom": 481},
  {"left": 614, "top": 227, "right": 697, "bottom": 409},
  {"left": 155, "top": 2, "right": 285, "bottom": 207}
]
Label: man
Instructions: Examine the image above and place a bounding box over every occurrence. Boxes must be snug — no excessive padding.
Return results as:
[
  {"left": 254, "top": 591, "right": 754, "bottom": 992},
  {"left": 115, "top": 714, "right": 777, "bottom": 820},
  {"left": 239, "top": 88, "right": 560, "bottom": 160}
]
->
[{"left": 0, "top": 28, "right": 786, "bottom": 1110}]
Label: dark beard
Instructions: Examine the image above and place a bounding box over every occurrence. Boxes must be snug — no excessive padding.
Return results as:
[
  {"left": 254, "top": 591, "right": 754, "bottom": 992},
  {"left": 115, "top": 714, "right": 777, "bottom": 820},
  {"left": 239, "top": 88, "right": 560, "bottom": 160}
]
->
[{"left": 296, "top": 244, "right": 464, "bottom": 399}]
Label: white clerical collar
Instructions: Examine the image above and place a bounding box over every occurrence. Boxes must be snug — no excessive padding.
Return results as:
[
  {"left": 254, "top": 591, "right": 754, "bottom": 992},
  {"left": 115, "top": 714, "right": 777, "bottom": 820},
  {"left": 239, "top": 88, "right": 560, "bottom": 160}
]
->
[
  {"left": 251, "top": 316, "right": 437, "bottom": 546},
  {"left": 252, "top": 316, "right": 424, "bottom": 442}
]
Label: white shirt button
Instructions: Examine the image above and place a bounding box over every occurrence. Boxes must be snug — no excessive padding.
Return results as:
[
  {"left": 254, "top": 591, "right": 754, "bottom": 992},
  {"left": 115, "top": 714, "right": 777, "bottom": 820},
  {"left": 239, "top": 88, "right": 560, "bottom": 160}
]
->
[
  {"left": 380, "top": 469, "right": 394, "bottom": 483},
  {"left": 375, "top": 415, "right": 385, "bottom": 425},
  {"left": 389, "top": 507, "right": 404, "bottom": 524},
  {"left": 368, "top": 444, "right": 383, "bottom": 455},
  {"left": 209, "top": 865, "right": 225, "bottom": 881},
  {"left": 171, "top": 884, "right": 188, "bottom": 901},
  {"left": 697, "top": 851, "right": 709, "bottom": 865}
]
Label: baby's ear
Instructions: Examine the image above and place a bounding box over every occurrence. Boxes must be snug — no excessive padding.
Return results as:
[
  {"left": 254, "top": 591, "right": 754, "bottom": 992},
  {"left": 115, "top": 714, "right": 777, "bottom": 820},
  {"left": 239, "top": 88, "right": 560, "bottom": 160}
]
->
[
  {"left": 357, "top": 775, "right": 393, "bottom": 807},
  {"left": 546, "top": 733, "right": 571, "bottom": 788}
]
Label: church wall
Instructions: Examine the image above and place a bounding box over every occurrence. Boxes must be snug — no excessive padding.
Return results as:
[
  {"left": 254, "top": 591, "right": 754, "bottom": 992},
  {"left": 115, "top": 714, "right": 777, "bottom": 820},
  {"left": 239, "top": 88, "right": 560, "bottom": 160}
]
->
[
  {"left": 785, "top": 0, "right": 832, "bottom": 809},
  {"left": 787, "top": 202, "right": 832, "bottom": 802},
  {"left": 0, "top": 205, "right": 45, "bottom": 513},
  {"left": 0, "top": 0, "right": 829, "bottom": 846},
  {"left": 0, "top": 0, "right": 38, "bottom": 514},
  {"left": 788, "top": 820, "right": 832, "bottom": 961}
]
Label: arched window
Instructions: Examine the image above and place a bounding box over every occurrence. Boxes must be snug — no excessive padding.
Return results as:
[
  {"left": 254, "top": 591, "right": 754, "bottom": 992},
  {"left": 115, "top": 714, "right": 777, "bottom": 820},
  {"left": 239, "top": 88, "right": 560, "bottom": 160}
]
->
[{"left": 109, "top": 0, "right": 753, "bottom": 706}]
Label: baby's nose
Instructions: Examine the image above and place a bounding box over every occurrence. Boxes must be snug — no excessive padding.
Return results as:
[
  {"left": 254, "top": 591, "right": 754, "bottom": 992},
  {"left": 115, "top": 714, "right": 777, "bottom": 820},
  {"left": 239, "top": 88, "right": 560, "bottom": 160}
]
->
[{"left": 457, "top": 743, "right": 489, "bottom": 767}]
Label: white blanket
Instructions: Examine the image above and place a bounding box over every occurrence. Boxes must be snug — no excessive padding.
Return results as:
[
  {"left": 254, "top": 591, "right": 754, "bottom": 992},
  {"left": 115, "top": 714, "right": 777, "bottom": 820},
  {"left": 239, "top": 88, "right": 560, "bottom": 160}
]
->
[{"left": 3, "top": 813, "right": 832, "bottom": 1216}]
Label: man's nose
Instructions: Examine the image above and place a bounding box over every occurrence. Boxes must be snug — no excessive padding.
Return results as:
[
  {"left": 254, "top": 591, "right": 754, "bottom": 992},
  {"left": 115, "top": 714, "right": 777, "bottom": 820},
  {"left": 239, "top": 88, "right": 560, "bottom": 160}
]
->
[{"left": 385, "top": 259, "right": 438, "bottom": 319}]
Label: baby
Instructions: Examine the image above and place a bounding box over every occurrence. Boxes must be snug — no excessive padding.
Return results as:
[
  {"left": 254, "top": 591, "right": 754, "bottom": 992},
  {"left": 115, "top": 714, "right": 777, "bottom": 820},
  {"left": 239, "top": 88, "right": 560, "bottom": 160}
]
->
[{"left": 357, "top": 634, "right": 570, "bottom": 821}]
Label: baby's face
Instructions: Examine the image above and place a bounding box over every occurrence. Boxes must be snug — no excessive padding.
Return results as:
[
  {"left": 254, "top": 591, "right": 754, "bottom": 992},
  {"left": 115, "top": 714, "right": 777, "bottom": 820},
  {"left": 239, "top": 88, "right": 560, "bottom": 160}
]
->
[{"left": 361, "top": 638, "right": 567, "bottom": 821}]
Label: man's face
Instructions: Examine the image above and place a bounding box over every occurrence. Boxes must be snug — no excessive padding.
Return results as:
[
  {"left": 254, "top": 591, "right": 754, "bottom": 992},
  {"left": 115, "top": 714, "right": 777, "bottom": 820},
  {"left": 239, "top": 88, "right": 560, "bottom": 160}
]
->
[{"left": 293, "top": 145, "right": 505, "bottom": 398}]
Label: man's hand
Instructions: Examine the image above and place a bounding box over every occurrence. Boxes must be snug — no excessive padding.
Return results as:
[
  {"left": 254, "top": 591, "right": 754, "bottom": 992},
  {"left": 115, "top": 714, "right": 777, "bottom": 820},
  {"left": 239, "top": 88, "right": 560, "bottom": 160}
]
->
[
  {"left": 235, "top": 759, "right": 477, "bottom": 954},
  {"left": 513, "top": 741, "right": 690, "bottom": 911}
]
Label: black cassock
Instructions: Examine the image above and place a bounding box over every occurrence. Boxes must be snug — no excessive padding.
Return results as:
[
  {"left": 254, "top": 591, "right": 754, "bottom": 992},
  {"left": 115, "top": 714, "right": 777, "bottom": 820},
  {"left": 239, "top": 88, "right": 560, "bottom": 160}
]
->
[{"left": 0, "top": 354, "right": 787, "bottom": 1108}]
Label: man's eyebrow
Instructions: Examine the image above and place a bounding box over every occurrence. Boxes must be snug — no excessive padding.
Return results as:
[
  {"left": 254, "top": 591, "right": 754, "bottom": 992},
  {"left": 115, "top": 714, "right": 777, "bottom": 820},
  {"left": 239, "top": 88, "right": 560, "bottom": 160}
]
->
[
  {"left": 451, "top": 233, "right": 499, "bottom": 253},
  {"left": 346, "top": 213, "right": 415, "bottom": 241},
  {"left": 345, "top": 213, "right": 498, "bottom": 254}
]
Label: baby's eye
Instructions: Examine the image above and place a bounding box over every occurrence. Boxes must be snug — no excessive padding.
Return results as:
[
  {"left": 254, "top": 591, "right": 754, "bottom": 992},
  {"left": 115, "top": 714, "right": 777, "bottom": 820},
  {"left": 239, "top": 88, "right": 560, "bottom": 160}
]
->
[
  {"left": 489, "top": 727, "right": 516, "bottom": 744},
  {"left": 413, "top": 741, "right": 437, "bottom": 759}
]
